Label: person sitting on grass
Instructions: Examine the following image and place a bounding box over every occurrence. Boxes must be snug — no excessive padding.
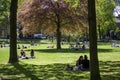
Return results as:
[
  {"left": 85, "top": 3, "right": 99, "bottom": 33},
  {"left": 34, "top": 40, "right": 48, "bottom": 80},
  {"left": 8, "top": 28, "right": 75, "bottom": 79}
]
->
[
  {"left": 22, "top": 45, "right": 27, "bottom": 49},
  {"left": 69, "top": 44, "right": 74, "bottom": 49},
  {"left": 17, "top": 45, "right": 21, "bottom": 49},
  {"left": 75, "top": 55, "right": 84, "bottom": 70},
  {"left": 81, "top": 44, "right": 86, "bottom": 51},
  {"left": 72, "top": 55, "right": 84, "bottom": 71},
  {"left": 64, "top": 56, "right": 84, "bottom": 71},
  {"left": 0, "top": 44, "right": 3, "bottom": 48},
  {"left": 2, "top": 41, "right": 5, "bottom": 47},
  {"left": 82, "top": 55, "right": 89, "bottom": 70},
  {"left": 73, "top": 55, "right": 89, "bottom": 71},
  {"left": 30, "top": 49, "right": 35, "bottom": 58},
  {"left": 19, "top": 49, "right": 24, "bottom": 57},
  {"left": 47, "top": 45, "right": 54, "bottom": 48},
  {"left": 19, "top": 49, "right": 29, "bottom": 59}
]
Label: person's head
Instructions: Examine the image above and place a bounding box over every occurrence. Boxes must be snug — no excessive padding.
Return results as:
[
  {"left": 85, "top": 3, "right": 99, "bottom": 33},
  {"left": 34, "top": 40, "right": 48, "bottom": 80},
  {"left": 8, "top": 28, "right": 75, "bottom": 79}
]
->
[
  {"left": 82, "top": 44, "right": 85, "bottom": 47},
  {"left": 31, "top": 49, "right": 33, "bottom": 51},
  {"left": 84, "top": 55, "right": 88, "bottom": 60},
  {"left": 21, "top": 49, "right": 25, "bottom": 52},
  {"left": 79, "top": 55, "right": 83, "bottom": 60},
  {"left": 67, "top": 64, "right": 70, "bottom": 67}
]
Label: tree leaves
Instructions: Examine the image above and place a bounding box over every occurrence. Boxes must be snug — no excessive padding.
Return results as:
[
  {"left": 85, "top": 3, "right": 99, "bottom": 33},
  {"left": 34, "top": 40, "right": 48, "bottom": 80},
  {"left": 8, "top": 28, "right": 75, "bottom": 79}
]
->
[
  {"left": 96, "top": 0, "right": 116, "bottom": 36},
  {"left": 18, "top": 0, "right": 88, "bottom": 35}
]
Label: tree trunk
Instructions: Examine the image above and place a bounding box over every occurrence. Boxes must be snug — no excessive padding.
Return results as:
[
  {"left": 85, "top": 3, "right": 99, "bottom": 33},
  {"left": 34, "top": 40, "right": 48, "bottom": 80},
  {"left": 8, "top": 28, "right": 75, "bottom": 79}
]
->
[
  {"left": 56, "top": 3, "right": 61, "bottom": 49},
  {"left": 56, "top": 22, "right": 61, "bottom": 49},
  {"left": 88, "top": 0, "right": 101, "bottom": 80},
  {"left": 98, "top": 25, "right": 101, "bottom": 40},
  {"left": 8, "top": 0, "right": 18, "bottom": 63}
]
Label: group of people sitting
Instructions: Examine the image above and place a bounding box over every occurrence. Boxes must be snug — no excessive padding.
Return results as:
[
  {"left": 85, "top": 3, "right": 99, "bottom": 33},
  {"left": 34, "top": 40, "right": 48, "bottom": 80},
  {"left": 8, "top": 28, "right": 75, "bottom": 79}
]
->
[
  {"left": 64, "top": 55, "right": 89, "bottom": 71},
  {"left": 18, "top": 49, "right": 35, "bottom": 59},
  {"left": 0, "top": 41, "right": 6, "bottom": 48},
  {"left": 111, "top": 42, "right": 119, "bottom": 47},
  {"left": 18, "top": 45, "right": 28, "bottom": 49},
  {"left": 69, "top": 44, "right": 86, "bottom": 51},
  {"left": 47, "top": 45, "right": 54, "bottom": 48}
]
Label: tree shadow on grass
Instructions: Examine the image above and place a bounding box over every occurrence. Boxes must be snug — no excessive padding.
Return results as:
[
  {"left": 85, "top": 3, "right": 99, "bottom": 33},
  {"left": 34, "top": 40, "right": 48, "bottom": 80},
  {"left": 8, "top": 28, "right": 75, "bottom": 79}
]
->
[
  {"left": 0, "top": 61, "right": 120, "bottom": 80},
  {"left": 0, "top": 63, "right": 39, "bottom": 80},
  {"left": 12, "top": 63, "right": 39, "bottom": 80},
  {"left": 99, "top": 61, "right": 120, "bottom": 80},
  {"left": 0, "top": 62, "right": 89, "bottom": 80},
  {"left": 25, "top": 48, "right": 113, "bottom": 54},
  {"left": 26, "top": 48, "right": 89, "bottom": 54},
  {"left": 98, "top": 49, "right": 113, "bottom": 53}
]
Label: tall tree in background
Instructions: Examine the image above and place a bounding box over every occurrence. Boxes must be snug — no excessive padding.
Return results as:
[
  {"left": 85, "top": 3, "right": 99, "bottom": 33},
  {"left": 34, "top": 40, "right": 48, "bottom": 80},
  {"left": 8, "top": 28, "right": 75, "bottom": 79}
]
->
[
  {"left": 8, "top": 0, "right": 18, "bottom": 63},
  {"left": 88, "top": 0, "right": 101, "bottom": 80},
  {"left": 18, "top": 0, "right": 87, "bottom": 49},
  {"left": 0, "top": 0, "right": 10, "bottom": 17},
  {"left": 0, "top": 0, "right": 10, "bottom": 26},
  {"left": 96, "top": 0, "right": 115, "bottom": 40}
]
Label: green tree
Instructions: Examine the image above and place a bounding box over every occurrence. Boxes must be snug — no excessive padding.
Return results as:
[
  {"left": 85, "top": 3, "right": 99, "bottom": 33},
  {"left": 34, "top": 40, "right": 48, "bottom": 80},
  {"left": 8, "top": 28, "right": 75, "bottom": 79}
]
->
[
  {"left": 96, "top": 0, "right": 115, "bottom": 40},
  {"left": 0, "top": 0, "right": 10, "bottom": 25},
  {"left": 8, "top": 0, "right": 18, "bottom": 63}
]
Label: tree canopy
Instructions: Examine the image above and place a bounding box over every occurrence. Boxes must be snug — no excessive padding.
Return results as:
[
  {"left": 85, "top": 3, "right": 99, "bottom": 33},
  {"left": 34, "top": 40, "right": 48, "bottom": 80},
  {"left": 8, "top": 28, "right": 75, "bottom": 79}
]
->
[
  {"left": 96, "top": 0, "right": 116, "bottom": 39},
  {"left": 0, "top": 0, "right": 10, "bottom": 26},
  {"left": 18, "top": 0, "right": 88, "bottom": 35}
]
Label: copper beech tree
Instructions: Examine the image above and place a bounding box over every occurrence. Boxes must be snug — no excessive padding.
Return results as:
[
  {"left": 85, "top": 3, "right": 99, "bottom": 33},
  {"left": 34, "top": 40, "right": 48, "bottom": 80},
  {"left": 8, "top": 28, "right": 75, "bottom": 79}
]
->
[{"left": 18, "top": 0, "right": 87, "bottom": 49}]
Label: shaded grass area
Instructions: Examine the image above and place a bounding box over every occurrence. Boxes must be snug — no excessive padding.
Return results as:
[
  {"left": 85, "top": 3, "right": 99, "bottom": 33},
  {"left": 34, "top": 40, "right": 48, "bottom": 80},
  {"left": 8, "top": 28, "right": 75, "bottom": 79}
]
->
[
  {"left": 0, "top": 61, "right": 120, "bottom": 80},
  {"left": 27, "top": 48, "right": 114, "bottom": 54},
  {"left": 100, "top": 61, "right": 120, "bottom": 80},
  {"left": 0, "top": 62, "right": 89, "bottom": 80},
  {"left": 25, "top": 48, "right": 88, "bottom": 53}
]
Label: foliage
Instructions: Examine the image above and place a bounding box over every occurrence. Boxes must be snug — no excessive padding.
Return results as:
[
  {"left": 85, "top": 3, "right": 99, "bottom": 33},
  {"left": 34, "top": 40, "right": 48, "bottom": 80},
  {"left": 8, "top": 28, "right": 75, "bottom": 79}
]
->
[
  {"left": 0, "top": 0, "right": 26, "bottom": 28},
  {"left": 0, "top": 0, "right": 10, "bottom": 16},
  {"left": 0, "top": 0, "right": 10, "bottom": 26},
  {"left": 115, "top": 27, "right": 120, "bottom": 39},
  {"left": 96, "top": 0, "right": 116, "bottom": 37},
  {"left": 18, "top": 0, "right": 25, "bottom": 4},
  {"left": 18, "top": 0, "right": 88, "bottom": 35},
  {"left": 65, "top": 0, "right": 81, "bottom": 8}
]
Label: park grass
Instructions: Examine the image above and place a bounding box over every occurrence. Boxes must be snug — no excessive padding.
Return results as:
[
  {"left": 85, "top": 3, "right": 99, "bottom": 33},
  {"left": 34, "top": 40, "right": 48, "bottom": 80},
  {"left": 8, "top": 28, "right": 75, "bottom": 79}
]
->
[
  {"left": 0, "top": 40, "right": 120, "bottom": 80},
  {"left": 0, "top": 48, "right": 9, "bottom": 63}
]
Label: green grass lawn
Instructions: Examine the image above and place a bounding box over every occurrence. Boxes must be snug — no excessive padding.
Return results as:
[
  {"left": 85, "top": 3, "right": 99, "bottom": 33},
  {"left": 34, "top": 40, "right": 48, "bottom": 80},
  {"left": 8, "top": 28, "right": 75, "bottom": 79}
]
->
[{"left": 0, "top": 40, "right": 120, "bottom": 80}]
